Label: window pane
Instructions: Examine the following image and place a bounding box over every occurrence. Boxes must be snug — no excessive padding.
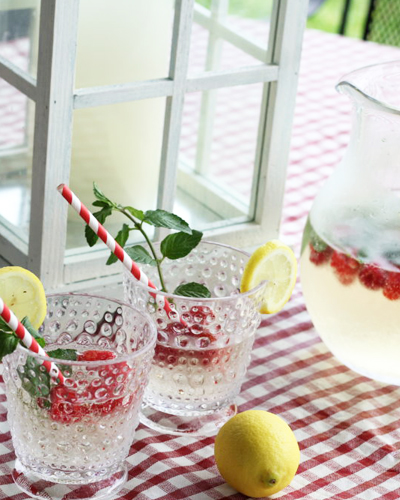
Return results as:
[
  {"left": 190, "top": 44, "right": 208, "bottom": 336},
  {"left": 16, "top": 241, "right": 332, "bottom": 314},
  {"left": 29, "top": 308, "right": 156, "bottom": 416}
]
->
[
  {"left": 190, "top": 0, "right": 272, "bottom": 75},
  {"left": 0, "top": 1, "right": 41, "bottom": 78},
  {"left": 176, "top": 82, "right": 263, "bottom": 231},
  {"left": 67, "top": 97, "right": 166, "bottom": 250},
  {"left": 0, "top": 79, "right": 34, "bottom": 241},
  {"left": 75, "top": 0, "right": 174, "bottom": 88}
]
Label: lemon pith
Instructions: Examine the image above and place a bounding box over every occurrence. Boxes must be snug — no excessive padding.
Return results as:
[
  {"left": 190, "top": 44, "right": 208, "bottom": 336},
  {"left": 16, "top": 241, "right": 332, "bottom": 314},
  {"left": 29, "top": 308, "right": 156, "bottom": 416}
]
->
[
  {"left": 214, "top": 410, "right": 300, "bottom": 498},
  {"left": 0, "top": 266, "right": 46, "bottom": 328},
  {"left": 240, "top": 240, "right": 297, "bottom": 314}
]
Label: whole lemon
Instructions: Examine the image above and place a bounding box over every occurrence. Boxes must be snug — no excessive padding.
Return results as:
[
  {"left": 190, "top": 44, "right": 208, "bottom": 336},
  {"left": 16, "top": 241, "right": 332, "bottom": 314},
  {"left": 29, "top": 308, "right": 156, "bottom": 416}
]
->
[{"left": 214, "top": 410, "right": 300, "bottom": 498}]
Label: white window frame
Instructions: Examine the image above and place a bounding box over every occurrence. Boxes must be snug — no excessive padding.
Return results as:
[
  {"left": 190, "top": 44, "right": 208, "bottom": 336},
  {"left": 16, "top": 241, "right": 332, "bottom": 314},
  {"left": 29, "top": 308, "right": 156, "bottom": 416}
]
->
[{"left": 0, "top": 0, "right": 308, "bottom": 289}]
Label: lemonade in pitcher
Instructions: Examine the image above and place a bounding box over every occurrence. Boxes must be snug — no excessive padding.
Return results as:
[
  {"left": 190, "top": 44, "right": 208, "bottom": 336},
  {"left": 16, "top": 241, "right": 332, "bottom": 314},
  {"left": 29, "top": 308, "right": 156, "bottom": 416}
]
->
[{"left": 300, "top": 61, "right": 400, "bottom": 385}]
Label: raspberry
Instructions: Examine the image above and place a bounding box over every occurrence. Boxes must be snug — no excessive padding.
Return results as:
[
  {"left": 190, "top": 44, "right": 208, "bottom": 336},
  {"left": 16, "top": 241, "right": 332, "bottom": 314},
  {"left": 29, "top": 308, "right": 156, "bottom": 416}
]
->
[
  {"left": 330, "top": 251, "right": 360, "bottom": 285},
  {"left": 383, "top": 271, "right": 400, "bottom": 300},
  {"left": 49, "top": 350, "right": 131, "bottom": 422},
  {"left": 309, "top": 243, "right": 333, "bottom": 266},
  {"left": 50, "top": 385, "right": 89, "bottom": 423},
  {"left": 154, "top": 343, "right": 221, "bottom": 367},
  {"left": 358, "top": 265, "right": 386, "bottom": 290},
  {"left": 77, "top": 350, "right": 116, "bottom": 362}
]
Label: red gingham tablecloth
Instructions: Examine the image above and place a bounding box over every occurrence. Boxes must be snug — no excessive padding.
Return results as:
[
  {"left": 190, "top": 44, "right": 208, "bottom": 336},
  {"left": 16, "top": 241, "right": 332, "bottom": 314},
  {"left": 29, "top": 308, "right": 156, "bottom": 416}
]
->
[{"left": 2, "top": 26, "right": 400, "bottom": 500}]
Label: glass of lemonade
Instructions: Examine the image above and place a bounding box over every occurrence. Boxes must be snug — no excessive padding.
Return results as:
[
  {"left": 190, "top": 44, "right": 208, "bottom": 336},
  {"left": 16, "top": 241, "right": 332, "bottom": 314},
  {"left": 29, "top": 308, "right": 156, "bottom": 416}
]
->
[
  {"left": 300, "top": 62, "right": 400, "bottom": 385},
  {"left": 3, "top": 293, "right": 156, "bottom": 500},
  {"left": 123, "top": 241, "right": 267, "bottom": 435}
]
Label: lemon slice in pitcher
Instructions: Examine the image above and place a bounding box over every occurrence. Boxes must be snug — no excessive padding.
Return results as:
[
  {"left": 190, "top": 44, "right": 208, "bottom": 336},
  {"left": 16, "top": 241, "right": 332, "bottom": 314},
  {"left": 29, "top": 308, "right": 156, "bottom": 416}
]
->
[
  {"left": 0, "top": 266, "right": 46, "bottom": 328},
  {"left": 240, "top": 240, "right": 297, "bottom": 314}
]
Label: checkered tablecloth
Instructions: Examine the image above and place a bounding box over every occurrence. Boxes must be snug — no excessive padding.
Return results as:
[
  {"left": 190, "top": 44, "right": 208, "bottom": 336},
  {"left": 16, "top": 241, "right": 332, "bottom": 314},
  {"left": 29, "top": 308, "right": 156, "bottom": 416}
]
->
[{"left": 2, "top": 24, "right": 400, "bottom": 500}]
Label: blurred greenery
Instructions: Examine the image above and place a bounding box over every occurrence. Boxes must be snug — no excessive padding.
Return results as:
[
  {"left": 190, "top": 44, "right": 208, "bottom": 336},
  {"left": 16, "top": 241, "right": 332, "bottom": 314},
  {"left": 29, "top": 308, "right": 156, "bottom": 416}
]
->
[{"left": 196, "top": 0, "right": 371, "bottom": 39}]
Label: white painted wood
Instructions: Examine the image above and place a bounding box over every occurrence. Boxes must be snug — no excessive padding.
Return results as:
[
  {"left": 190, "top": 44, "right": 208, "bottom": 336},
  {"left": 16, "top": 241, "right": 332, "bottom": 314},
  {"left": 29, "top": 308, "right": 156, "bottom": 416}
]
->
[
  {"left": 186, "top": 64, "right": 278, "bottom": 93},
  {"left": 194, "top": 0, "right": 228, "bottom": 177},
  {"left": 0, "top": 227, "right": 28, "bottom": 268},
  {"left": 157, "top": 0, "right": 195, "bottom": 223},
  {"left": 252, "top": 0, "right": 308, "bottom": 237},
  {"left": 0, "top": 0, "right": 308, "bottom": 291},
  {"left": 194, "top": 4, "right": 267, "bottom": 62},
  {"left": 73, "top": 79, "right": 175, "bottom": 109},
  {"left": 28, "top": 0, "right": 79, "bottom": 287},
  {"left": 0, "top": 55, "right": 36, "bottom": 101}
]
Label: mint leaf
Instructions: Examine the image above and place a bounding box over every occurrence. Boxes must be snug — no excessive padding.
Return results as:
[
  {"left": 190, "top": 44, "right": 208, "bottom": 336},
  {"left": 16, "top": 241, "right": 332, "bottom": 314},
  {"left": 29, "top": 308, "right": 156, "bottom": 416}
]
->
[
  {"left": 144, "top": 210, "right": 192, "bottom": 234},
  {"left": 124, "top": 206, "right": 145, "bottom": 221},
  {"left": 48, "top": 348, "right": 78, "bottom": 361},
  {"left": 125, "top": 245, "right": 157, "bottom": 266},
  {"left": 160, "top": 230, "right": 203, "bottom": 260},
  {"left": 107, "top": 223, "right": 130, "bottom": 265},
  {"left": 174, "top": 282, "right": 211, "bottom": 298},
  {"left": 93, "top": 182, "right": 114, "bottom": 206},
  {"left": 0, "top": 330, "right": 19, "bottom": 361},
  {"left": 19, "top": 356, "right": 51, "bottom": 397},
  {"left": 85, "top": 206, "right": 113, "bottom": 247},
  {"left": 21, "top": 317, "right": 45, "bottom": 348},
  {"left": 92, "top": 200, "right": 111, "bottom": 208}
]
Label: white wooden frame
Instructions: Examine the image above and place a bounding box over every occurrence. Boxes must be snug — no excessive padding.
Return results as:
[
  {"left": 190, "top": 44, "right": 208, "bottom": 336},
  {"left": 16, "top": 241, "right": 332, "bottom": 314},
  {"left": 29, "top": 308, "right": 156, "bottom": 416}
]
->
[{"left": 0, "top": 0, "right": 308, "bottom": 289}]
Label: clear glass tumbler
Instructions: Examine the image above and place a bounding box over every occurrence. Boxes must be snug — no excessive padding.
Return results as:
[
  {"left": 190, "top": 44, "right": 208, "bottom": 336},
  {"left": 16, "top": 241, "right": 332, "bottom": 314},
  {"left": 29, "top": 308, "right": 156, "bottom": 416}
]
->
[
  {"left": 3, "top": 293, "right": 156, "bottom": 500},
  {"left": 123, "top": 241, "right": 266, "bottom": 435}
]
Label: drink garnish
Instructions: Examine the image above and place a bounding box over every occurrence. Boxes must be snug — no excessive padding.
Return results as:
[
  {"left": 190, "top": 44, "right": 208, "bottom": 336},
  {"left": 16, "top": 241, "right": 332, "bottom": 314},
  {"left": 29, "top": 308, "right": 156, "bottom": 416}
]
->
[
  {"left": 240, "top": 240, "right": 297, "bottom": 314},
  {"left": 84, "top": 183, "right": 210, "bottom": 298}
]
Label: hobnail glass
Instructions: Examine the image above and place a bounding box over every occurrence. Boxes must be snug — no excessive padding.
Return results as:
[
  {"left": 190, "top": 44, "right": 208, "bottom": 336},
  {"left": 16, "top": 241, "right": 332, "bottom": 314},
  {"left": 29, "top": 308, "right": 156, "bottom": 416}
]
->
[
  {"left": 123, "top": 241, "right": 266, "bottom": 435},
  {"left": 3, "top": 293, "right": 156, "bottom": 500}
]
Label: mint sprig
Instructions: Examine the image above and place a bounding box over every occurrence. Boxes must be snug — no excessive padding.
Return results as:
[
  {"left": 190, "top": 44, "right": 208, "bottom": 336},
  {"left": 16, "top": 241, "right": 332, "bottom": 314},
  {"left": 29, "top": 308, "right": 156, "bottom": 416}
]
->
[
  {"left": 0, "top": 316, "right": 45, "bottom": 362},
  {"left": 84, "top": 183, "right": 211, "bottom": 298}
]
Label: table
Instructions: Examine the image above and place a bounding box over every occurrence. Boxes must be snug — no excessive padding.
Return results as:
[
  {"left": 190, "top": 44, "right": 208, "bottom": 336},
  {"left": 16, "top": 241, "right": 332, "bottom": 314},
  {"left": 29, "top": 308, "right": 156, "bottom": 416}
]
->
[{"left": 2, "top": 28, "right": 400, "bottom": 500}]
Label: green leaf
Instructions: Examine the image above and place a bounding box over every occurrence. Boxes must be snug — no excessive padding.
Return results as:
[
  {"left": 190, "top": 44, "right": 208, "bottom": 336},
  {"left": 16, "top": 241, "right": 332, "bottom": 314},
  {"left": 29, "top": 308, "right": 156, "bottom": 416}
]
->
[
  {"left": 124, "top": 206, "right": 145, "bottom": 221},
  {"left": 106, "top": 224, "right": 130, "bottom": 265},
  {"left": 125, "top": 245, "right": 157, "bottom": 266},
  {"left": 160, "top": 230, "right": 203, "bottom": 260},
  {"left": 174, "top": 282, "right": 211, "bottom": 298},
  {"left": 0, "top": 329, "right": 19, "bottom": 362},
  {"left": 48, "top": 348, "right": 78, "bottom": 361},
  {"left": 93, "top": 182, "right": 114, "bottom": 207},
  {"left": 19, "top": 356, "right": 51, "bottom": 398},
  {"left": 144, "top": 209, "right": 192, "bottom": 234},
  {"left": 92, "top": 200, "right": 110, "bottom": 208},
  {"left": 21, "top": 317, "right": 45, "bottom": 348},
  {"left": 85, "top": 206, "right": 113, "bottom": 247}
]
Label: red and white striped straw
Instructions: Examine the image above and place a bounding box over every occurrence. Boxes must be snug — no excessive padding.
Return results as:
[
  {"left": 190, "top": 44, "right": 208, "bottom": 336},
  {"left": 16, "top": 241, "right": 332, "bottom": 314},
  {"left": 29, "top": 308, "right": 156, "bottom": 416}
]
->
[
  {"left": 57, "top": 183, "right": 178, "bottom": 321},
  {"left": 0, "top": 297, "right": 64, "bottom": 383}
]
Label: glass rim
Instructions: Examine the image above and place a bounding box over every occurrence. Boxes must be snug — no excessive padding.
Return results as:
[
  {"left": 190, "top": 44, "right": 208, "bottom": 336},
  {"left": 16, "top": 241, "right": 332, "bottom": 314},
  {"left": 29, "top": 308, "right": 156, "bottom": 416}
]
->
[
  {"left": 123, "top": 239, "right": 268, "bottom": 302},
  {"left": 16, "top": 292, "right": 157, "bottom": 365},
  {"left": 336, "top": 59, "right": 400, "bottom": 116}
]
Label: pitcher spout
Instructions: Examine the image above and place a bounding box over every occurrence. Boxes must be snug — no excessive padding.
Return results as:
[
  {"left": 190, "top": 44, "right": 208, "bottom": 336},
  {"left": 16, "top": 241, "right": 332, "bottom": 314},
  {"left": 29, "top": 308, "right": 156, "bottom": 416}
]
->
[{"left": 336, "top": 61, "right": 400, "bottom": 115}]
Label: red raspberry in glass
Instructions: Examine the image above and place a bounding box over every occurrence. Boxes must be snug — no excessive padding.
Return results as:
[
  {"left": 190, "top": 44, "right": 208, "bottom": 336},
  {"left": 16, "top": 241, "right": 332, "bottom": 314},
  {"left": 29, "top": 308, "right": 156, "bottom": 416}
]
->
[
  {"left": 77, "top": 350, "right": 116, "bottom": 362},
  {"left": 330, "top": 251, "right": 360, "bottom": 285},
  {"left": 309, "top": 243, "right": 333, "bottom": 266},
  {"left": 50, "top": 385, "right": 89, "bottom": 423},
  {"left": 79, "top": 350, "right": 130, "bottom": 414},
  {"left": 358, "top": 264, "right": 387, "bottom": 290},
  {"left": 383, "top": 271, "right": 400, "bottom": 300}
]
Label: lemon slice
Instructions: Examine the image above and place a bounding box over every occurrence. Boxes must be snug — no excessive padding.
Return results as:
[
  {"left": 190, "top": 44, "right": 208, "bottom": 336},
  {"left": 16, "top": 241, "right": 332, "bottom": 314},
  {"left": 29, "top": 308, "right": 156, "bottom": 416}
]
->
[
  {"left": 0, "top": 266, "right": 46, "bottom": 328},
  {"left": 240, "top": 240, "right": 297, "bottom": 314}
]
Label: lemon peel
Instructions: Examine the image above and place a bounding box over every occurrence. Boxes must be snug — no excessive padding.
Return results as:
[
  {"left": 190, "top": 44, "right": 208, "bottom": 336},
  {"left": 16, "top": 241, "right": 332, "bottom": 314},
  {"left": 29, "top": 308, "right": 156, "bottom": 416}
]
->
[
  {"left": 0, "top": 266, "right": 46, "bottom": 328},
  {"left": 240, "top": 240, "right": 297, "bottom": 314},
  {"left": 214, "top": 410, "right": 300, "bottom": 498}
]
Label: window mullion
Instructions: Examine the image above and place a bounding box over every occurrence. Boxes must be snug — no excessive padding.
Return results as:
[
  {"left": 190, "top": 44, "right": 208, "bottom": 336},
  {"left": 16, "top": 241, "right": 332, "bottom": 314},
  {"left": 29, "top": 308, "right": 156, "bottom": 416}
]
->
[
  {"left": 157, "top": 0, "right": 195, "bottom": 237},
  {"left": 28, "top": 0, "right": 79, "bottom": 288}
]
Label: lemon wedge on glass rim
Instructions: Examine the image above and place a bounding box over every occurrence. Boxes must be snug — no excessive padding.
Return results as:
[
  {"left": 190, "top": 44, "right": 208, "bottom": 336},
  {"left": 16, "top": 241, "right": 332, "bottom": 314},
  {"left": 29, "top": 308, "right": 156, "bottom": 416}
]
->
[
  {"left": 0, "top": 266, "right": 46, "bottom": 328},
  {"left": 240, "top": 240, "right": 297, "bottom": 314}
]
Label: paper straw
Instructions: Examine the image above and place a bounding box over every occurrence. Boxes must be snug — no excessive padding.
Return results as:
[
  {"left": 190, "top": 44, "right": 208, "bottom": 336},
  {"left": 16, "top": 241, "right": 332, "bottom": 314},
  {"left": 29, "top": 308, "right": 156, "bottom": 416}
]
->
[
  {"left": 57, "top": 183, "right": 178, "bottom": 321},
  {"left": 0, "top": 297, "right": 64, "bottom": 383}
]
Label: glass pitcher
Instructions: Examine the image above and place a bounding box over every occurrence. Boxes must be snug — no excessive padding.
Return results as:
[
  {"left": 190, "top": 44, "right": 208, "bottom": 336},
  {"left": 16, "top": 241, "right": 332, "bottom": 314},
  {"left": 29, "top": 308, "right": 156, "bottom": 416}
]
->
[{"left": 300, "top": 61, "right": 400, "bottom": 385}]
